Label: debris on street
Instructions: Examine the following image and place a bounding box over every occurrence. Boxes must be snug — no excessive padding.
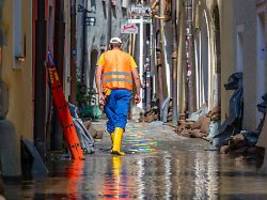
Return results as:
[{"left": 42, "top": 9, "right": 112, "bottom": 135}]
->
[{"left": 220, "top": 93, "right": 267, "bottom": 163}]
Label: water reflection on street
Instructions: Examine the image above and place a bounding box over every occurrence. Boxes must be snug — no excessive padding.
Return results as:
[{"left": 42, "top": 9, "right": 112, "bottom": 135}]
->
[{"left": 4, "top": 122, "right": 267, "bottom": 199}]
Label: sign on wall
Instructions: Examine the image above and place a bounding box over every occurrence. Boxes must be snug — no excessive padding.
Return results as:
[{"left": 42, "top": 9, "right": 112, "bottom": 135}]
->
[{"left": 121, "top": 23, "right": 138, "bottom": 34}]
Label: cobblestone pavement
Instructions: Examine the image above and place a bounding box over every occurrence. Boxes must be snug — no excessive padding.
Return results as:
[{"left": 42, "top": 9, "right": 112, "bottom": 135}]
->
[{"left": 4, "top": 121, "right": 267, "bottom": 200}]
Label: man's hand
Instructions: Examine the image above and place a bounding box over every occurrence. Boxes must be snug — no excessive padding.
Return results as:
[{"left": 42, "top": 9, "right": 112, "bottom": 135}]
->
[
  {"left": 134, "top": 93, "right": 141, "bottom": 104},
  {"left": 96, "top": 64, "right": 105, "bottom": 108},
  {"left": 99, "top": 93, "right": 106, "bottom": 107},
  {"left": 132, "top": 68, "right": 142, "bottom": 104}
]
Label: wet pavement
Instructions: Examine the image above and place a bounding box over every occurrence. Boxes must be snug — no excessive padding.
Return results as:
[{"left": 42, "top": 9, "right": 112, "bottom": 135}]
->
[{"left": 3, "top": 121, "right": 267, "bottom": 200}]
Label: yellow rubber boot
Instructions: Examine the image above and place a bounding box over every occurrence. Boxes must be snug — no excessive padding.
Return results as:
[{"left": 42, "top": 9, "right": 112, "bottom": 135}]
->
[
  {"left": 111, "top": 127, "right": 125, "bottom": 156},
  {"left": 110, "top": 132, "right": 115, "bottom": 149},
  {"left": 110, "top": 132, "right": 115, "bottom": 144}
]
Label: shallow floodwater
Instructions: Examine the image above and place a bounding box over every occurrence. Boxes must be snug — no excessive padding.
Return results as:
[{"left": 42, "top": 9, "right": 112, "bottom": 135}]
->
[{"left": 4, "top": 122, "right": 267, "bottom": 200}]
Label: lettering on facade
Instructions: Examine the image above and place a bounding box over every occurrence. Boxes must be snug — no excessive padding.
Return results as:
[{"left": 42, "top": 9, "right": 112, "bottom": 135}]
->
[{"left": 121, "top": 23, "right": 138, "bottom": 34}]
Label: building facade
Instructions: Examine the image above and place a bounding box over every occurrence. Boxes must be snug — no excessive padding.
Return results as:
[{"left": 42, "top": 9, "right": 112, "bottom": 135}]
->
[
  {"left": 76, "top": 0, "right": 131, "bottom": 89},
  {"left": 153, "top": 0, "right": 267, "bottom": 149},
  {"left": 0, "top": 0, "right": 76, "bottom": 176},
  {"left": 0, "top": 0, "right": 33, "bottom": 176}
]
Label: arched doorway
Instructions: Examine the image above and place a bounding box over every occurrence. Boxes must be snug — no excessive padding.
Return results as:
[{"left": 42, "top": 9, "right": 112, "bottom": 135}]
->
[
  {"left": 213, "top": 5, "right": 221, "bottom": 108},
  {"left": 194, "top": 10, "right": 209, "bottom": 110},
  {"left": 200, "top": 11, "right": 209, "bottom": 108}
]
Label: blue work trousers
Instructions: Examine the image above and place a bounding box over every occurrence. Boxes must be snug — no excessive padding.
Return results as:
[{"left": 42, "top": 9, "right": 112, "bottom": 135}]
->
[{"left": 104, "top": 89, "right": 132, "bottom": 133}]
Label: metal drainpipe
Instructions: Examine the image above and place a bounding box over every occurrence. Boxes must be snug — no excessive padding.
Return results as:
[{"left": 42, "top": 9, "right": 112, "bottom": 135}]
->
[
  {"left": 107, "top": 0, "right": 112, "bottom": 47},
  {"left": 147, "top": 17, "right": 155, "bottom": 111},
  {"left": 172, "top": 0, "right": 179, "bottom": 125},
  {"left": 145, "top": 59, "right": 152, "bottom": 111},
  {"left": 172, "top": 50, "right": 178, "bottom": 125},
  {"left": 150, "top": 17, "right": 156, "bottom": 101},
  {"left": 34, "top": 0, "right": 47, "bottom": 159},
  {"left": 81, "top": 0, "right": 88, "bottom": 84},
  {"left": 185, "top": 0, "right": 196, "bottom": 114},
  {"left": 137, "top": 15, "right": 144, "bottom": 108}
]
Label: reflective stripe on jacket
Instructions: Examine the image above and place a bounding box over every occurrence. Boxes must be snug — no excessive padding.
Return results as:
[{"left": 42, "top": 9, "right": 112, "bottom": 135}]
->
[{"left": 97, "top": 49, "right": 137, "bottom": 90}]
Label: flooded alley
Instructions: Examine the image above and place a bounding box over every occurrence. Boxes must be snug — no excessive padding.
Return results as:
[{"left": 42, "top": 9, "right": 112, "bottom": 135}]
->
[
  {"left": 3, "top": 122, "right": 267, "bottom": 200},
  {"left": 1, "top": 0, "right": 267, "bottom": 199}
]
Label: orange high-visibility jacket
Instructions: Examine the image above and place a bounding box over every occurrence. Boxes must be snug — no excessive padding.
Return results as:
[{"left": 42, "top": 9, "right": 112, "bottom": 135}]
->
[{"left": 97, "top": 49, "right": 137, "bottom": 91}]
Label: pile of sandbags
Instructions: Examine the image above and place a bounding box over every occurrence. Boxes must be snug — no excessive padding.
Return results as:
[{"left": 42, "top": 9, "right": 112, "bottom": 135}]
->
[
  {"left": 83, "top": 121, "right": 104, "bottom": 139},
  {"left": 130, "top": 106, "right": 144, "bottom": 123},
  {"left": 220, "top": 133, "right": 265, "bottom": 162},
  {"left": 144, "top": 106, "right": 159, "bottom": 123},
  {"left": 176, "top": 106, "right": 220, "bottom": 139}
]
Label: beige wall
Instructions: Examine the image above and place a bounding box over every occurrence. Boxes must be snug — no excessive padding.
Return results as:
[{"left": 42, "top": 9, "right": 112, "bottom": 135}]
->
[
  {"left": 220, "top": 0, "right": 235, "bottom": 121},
  {"left": 237, "top": 1, "right": 257, "bottom": 130},
  {"left": 76, "top": 0, "right": 128, "bottom": 88},
  {"left": 221, "top": 0, "right": 258, "bottom": 130},
  {"left": 191, "top": 0, "right": 221, "bottom": 111},
  {"left": 1, "top": 0, "right": 33, "bottom": 140}
]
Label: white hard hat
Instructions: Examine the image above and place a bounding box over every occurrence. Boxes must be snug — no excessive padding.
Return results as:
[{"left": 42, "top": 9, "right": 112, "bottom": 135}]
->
[{"left": 109, "top": 37, "right": 122, "bottom": 44}]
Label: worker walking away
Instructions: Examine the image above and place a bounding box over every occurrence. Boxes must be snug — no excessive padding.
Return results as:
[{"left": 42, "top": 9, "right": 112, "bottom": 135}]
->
[{"left": 95, "top": 37, "right": 141, "bottom": 156}]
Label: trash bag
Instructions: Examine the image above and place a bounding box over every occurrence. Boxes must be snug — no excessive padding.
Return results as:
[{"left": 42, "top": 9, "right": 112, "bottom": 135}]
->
[
  {"left": 225, "top": 72, "right": 243, "bottom": 125},
  {"left": 161, "top": 97, "right": 170, "bottom": 123},
  {"left": 208, "top": 121, "right": 220, "bottom": 139},
  {"left": 188, "top": 105, "right": 208, "bottom": 122},
  {"left": 242, "top": 93, "right": 267, "bottom": 146},
  {"left": 69, "top": 103, "right": 95, "bottom": 154},
  {"left": 73, "top": 118, "right": 95, "bottom": 154},
  {"left": 213, "top": 72, "right": 243, "bottom": 147},
  {"left": 257, "top": 93, "right": 267, "bottom": 113},
  {"left": 241, "top": 130, "right": 260, "bottom": 146}
]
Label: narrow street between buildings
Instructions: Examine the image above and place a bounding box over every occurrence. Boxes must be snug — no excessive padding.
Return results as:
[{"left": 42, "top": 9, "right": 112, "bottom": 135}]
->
[
  {"left": 4, "top": 121, "right": 267, "bottom": 200},
  {"left": 1, "top": 1, "right": 267, "bottom": 199}
]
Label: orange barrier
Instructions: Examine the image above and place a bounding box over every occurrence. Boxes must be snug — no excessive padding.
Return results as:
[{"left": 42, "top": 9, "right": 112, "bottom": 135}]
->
[{"left": 47, "top": 52, "right": 84, "bottom": 160}]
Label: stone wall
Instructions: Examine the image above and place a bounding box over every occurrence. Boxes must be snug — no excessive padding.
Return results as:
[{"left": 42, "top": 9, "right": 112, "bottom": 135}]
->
[{"left": 76, "top": 0, "right": 129, "bottom": 88}]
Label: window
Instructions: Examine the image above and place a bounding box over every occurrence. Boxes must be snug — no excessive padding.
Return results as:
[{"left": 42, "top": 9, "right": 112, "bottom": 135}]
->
[
  {"left": 91, "top": 0, "right": 96, "bottom": 11},
  {"left": 122, "top": 7, "right": 127, "bottom": 17},
  {"left": 122, "top": 0, "right": 129, "bottom": 8},
  {"left": 112, "top": 4, "right": 117, "bottom": 18},
  {"left": 102, "top": 1, "right": 107, "bottom": 19}
]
